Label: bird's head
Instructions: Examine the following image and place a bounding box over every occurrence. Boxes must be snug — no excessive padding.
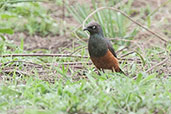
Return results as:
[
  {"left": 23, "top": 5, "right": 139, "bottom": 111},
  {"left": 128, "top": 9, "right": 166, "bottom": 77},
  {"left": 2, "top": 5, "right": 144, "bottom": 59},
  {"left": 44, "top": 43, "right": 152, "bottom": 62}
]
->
[{"left": 83, "top": 21, "right": 104, "bottom": 36}]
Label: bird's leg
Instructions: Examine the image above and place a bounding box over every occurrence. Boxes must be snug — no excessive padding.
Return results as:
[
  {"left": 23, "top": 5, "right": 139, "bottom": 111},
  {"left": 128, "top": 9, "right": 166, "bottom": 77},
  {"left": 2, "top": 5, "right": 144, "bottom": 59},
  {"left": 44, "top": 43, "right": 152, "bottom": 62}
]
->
[
  {"left": 102, "top": 69, "right": 105, "bottom": 73},
  {"left": 97, "top": 71, "right": 101, "bottom": 75},
  {"left": 97, "top": 68, "right": 101, "bottom": 75},
  {"left": 111, "top": 67, "right": 115, "bottom": 72},
  {"left": 97, "top": 68, "right": 104, "bottom": 75}
]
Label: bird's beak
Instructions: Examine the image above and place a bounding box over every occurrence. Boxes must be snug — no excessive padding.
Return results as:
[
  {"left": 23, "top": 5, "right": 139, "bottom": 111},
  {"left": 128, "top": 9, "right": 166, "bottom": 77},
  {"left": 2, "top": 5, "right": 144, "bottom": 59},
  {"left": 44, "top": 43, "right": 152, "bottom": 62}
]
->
[{"left": 83, "top": 27, "right": 88, "bottom": 31}]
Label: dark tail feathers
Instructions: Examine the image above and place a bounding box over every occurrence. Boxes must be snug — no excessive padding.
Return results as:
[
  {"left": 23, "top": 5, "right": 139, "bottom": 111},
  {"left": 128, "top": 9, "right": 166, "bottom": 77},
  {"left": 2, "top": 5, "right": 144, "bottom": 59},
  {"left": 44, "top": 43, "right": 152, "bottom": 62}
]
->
[{"left": 119, "top": 68, "right": 126, "bottom": 75}]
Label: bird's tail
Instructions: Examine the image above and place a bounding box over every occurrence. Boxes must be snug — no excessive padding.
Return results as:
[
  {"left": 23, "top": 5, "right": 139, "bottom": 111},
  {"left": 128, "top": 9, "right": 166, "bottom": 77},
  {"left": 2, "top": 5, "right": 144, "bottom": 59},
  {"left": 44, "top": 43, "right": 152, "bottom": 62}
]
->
[
  {"left": 119, "top": 68, "right": 126, "bottom": 75},
  {"left": 113, "top": 67, "right": 126, "bottom": 75}
]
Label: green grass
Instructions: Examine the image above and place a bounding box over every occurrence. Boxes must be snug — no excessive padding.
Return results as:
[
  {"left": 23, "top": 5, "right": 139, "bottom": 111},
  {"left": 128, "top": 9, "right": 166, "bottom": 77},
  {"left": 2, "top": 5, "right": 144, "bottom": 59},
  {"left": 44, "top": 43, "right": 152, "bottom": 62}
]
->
[
  {"left": 0, "top": 2, "right": 60, "bottom": 36},
  {"left": 0, "top": 0, "right": 171, "bottom": 113},
  {"left": 0, "top": 72, "right": 171, "bottom": 113}
]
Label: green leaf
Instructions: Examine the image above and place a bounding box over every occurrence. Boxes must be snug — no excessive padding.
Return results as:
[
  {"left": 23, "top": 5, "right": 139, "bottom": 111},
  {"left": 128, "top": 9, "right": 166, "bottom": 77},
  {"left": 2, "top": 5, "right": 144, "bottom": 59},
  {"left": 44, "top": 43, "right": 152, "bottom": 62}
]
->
[
  {"left": 135, "top": 51, "right": 146, "bottom": 66},
  {"left": 141, "top": 73, "right": 156, "bottom": 83},
  {"left": 136, "top": 73, "right": 143, "bottom": 84},
  {"left": 20, "top": 38, "right": 24, "bottom": 51},
  {"left": 147, "top": 16, "right": 151, "bottom": 27},
  {"left": 0, "top": 34, "right": 6, "bottom": 41},
  {"left": 1, "top": 14, "right": 16, "bottom": 19},
  {"left": 0, "top": 28, "right": 14, "bottom": 34}
]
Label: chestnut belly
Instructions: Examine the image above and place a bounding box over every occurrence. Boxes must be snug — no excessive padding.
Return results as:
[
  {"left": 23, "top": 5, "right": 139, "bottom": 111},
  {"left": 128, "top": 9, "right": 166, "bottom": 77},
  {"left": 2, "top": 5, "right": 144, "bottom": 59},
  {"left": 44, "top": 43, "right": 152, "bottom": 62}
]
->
[{"left": 90, "top": 49, "right": 120, "bottom": 70}]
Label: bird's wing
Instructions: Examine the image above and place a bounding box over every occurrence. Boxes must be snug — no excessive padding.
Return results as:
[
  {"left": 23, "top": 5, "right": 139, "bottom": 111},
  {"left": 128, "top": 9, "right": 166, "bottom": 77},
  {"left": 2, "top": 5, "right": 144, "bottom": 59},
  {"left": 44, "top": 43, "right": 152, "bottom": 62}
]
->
[{"left": 105, "top": 38, "right": 117, "bottom": 58}]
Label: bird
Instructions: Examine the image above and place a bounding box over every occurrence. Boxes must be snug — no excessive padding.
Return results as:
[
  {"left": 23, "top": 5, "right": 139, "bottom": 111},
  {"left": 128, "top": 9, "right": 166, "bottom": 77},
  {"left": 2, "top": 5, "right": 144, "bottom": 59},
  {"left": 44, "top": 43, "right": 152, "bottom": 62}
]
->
[{"left": 83, "top": 21, "right": 125, "bottom": 74}]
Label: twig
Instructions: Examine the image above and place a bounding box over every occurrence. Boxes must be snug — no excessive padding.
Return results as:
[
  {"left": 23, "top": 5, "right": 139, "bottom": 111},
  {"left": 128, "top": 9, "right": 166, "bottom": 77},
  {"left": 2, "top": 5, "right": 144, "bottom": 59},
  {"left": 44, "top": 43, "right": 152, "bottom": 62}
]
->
[
  {"left": 82, "top": 7, "right": 168, "bottom": 42},
  {"left": 120, "top": 51, "right": 135, "bottom": 58},
  {"left": 0, "top": 53, "right": 143, "bottom": 63},
  {"left": 0, "top": 60, "right": 45, "bottom": 68},
  {"left": 111, "top": 38, "right": 144, "bottom": 55},
  {"left": 83, "top": 37, "right": 139, "bottom": 43},
  {"left": 46, "top": 62, "right": 92, "bottom": 66},
  {"left": 0, "top": 0, "right": 42, "bottom": 4},
  {"left": 70, "top": 46, "right": 87, "bottom": 55},
  {"left": 110, "top": 37, "right": 137, "bottom": 43},
  {"left": 116, "top": 46, "right": 128, "bottom": 54},
  {"left": 2, "top": 69, "right": 31, "bottom": 76},
  {"left": 0, "top": 54, "right": 88, "bottom": 58},
  {"left": 0, "top": 58, "right": 142, "bottom": 70},
  {"left": 145, "top": 57, "right": 169, "bottom": 73}
]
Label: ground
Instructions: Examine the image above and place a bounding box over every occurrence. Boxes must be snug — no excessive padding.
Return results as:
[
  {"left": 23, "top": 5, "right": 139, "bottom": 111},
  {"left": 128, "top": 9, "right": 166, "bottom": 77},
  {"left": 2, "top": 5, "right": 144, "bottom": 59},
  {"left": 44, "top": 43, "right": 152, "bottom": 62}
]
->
[
  {"left": 6, "top": 0, "right": 170, "bottom": 76},
  {"left": 0, "top": 0, "right": 171, "bottom": 113}
]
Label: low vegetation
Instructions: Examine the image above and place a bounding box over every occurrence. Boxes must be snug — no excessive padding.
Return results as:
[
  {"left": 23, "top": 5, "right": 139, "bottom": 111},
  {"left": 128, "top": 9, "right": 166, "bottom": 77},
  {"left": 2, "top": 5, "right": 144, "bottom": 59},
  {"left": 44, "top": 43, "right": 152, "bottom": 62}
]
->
[{"left": 0, "top": 0, "right": 171, "bottom": 113}]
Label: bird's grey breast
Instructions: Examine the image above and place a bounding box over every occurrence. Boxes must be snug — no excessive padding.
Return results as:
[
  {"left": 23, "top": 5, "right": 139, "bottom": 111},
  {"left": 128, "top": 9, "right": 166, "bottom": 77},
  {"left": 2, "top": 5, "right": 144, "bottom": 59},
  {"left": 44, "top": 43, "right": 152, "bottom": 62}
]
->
[{"left": 88, "top": 36, "right": 108, "bottom": 57}]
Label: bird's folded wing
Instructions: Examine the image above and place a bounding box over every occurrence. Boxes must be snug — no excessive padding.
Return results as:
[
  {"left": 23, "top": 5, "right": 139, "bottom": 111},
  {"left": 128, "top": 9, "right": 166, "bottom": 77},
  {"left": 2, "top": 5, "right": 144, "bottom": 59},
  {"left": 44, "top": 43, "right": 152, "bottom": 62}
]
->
[{"left": 105, "top": 38, "right": 117, "bottom": 58}]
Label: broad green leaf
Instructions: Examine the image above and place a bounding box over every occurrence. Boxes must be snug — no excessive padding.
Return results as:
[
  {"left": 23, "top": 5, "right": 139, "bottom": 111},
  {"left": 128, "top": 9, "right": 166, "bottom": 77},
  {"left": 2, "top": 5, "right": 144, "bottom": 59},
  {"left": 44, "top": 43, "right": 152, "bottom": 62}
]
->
[{"left": 0, "top": 28, "right": 14, "bottom": 34}]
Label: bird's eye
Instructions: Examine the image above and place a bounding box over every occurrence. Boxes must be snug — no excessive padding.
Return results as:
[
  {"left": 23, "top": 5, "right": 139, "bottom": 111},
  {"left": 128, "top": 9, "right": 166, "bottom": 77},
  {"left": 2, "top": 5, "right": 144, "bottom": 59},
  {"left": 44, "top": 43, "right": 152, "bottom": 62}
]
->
[{"left": 92, "top": 25, "right": 96, "bottom": 29}]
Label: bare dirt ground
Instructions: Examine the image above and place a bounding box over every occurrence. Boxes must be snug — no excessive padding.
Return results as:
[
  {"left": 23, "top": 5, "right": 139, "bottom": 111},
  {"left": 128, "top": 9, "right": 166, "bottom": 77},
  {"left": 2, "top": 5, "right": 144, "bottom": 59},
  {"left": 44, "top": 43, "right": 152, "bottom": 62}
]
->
[{"left": 6, "top": 1, "right": 78, "bottom": 53}]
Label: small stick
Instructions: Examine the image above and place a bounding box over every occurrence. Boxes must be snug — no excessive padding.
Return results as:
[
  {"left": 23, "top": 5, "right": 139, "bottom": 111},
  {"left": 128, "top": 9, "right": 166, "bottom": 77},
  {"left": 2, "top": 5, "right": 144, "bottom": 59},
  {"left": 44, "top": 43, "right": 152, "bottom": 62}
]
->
[
  {"left": 70, "top": 46, "right": 87, "bottom": 55},
  {"left": 110, "top": 38, "right": 138, "bottom": 43},
  {"left": 0, "top": 54, "right": 89, "bottom": 58},
  {"left": 47, "top": 62, "right": 92, "bottom": 66},
  {"left": 145, "top": 57, "right": 169, "bottom": 73},
  {"left": 120, "top": 51, "right": 135, "bottom": 58},
  {"left": 116, "top": 46, "right": 128, "bottom": 54},
  {"left": 0, "top": 53, "right": 142, "bottom": 62},
  {"left": 0, "top": 0, "right": 39, "bottom": 4},
  {"left": 2, "top": 69, "right": 31, "bottom": 76},
  {"left": 0, "top": 60, "right": 45, "bottom": 68}
]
